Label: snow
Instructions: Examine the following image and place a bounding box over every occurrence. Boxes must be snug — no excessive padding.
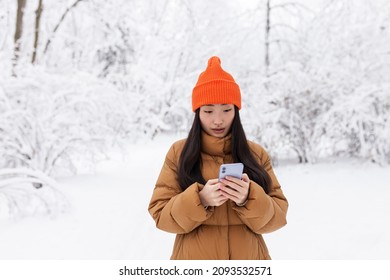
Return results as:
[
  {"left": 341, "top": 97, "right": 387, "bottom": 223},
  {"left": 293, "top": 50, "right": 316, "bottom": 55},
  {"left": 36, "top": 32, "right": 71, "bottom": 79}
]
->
[
  {"left": 1, "top": 135, "right": 389, "bottom": 260},
  {"left": 1, "top": 0, "right": 389, "bottom": 267}
]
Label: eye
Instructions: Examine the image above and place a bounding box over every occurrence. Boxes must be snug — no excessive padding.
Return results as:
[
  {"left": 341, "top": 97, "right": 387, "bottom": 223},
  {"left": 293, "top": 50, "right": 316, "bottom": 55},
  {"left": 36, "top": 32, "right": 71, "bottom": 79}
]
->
[
  {"left": 203, "top": 110, "right": 213, "bottom": 114},
  {"left": 223, "top": 108, "right": 232, "bottom": 113}
]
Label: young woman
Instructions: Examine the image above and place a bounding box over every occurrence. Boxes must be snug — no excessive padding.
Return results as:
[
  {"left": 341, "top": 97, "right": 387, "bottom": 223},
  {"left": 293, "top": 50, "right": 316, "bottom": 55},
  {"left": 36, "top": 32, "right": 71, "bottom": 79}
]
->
[{"left": 148, "top": 56, "right": 288, "bottom": 259}]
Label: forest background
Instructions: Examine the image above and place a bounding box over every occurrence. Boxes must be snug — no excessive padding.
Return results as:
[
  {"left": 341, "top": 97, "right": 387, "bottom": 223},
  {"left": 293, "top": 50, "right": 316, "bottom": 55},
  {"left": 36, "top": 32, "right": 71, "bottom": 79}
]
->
[{"left": 0, "top": 0, "right": 389, "bottom": 259}]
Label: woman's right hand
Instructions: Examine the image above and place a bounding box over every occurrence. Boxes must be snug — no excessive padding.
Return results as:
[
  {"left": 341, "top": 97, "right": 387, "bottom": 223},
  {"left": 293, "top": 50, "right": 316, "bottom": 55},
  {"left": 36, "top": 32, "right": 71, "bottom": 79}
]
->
[{"left": 199, "top": 179, "right": 229, "bottom": 207}]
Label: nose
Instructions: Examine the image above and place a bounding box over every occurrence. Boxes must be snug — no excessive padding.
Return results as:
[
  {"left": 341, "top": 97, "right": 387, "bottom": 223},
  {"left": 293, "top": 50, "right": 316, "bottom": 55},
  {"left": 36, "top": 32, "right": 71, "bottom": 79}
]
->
[
  {"left": 213, "top": 113, "right": 224, "bottom": 126},
  {"left": 214, "top": 120, "right": 223, "bottom": 126}
]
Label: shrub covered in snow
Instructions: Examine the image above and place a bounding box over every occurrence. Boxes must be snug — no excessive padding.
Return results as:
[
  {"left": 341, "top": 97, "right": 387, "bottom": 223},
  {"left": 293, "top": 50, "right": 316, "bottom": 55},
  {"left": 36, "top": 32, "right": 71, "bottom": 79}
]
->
[{"left": 0, "top": 66, "right": 130, "bottom": 218}]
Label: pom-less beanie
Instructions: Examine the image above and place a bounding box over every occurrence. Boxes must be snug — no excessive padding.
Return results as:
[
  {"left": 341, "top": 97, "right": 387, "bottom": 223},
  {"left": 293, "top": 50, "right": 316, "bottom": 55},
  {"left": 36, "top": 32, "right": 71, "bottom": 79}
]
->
[{"left": 192, "top": 56, "right": 241, "bottom": 112}]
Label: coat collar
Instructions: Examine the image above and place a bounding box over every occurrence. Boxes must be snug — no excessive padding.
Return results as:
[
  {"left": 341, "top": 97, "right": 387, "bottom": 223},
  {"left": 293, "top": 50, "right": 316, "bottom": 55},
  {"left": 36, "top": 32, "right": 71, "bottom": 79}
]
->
[{"left": 201, "top": 130, "right": 232, "bottom": 157}]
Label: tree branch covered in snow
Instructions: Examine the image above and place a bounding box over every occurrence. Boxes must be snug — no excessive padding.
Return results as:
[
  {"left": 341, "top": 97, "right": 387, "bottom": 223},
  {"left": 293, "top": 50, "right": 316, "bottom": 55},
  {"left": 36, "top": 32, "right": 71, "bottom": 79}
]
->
[{"left": 0, "top": 168, "right": 69, "bottom": 219}]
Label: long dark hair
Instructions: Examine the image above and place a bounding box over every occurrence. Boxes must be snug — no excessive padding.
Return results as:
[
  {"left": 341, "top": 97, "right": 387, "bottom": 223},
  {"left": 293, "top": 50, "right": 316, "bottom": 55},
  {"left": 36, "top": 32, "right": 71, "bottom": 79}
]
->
[{"left": 178, "top": 106, "right": 271, "bottom": 193}]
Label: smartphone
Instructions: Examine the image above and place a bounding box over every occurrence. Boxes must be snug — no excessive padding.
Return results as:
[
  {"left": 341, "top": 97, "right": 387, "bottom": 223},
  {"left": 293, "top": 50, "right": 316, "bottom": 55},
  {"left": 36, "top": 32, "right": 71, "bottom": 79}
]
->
[{"left": 218, "top": 163, "right": 244, "bottom": 181}]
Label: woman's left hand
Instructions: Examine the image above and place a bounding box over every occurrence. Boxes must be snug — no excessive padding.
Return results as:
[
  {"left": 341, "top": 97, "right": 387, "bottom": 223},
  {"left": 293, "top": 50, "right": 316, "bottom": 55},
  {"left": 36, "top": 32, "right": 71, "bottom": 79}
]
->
[{"left": 219, "top": 173, "right": 250, "bottom": 205}]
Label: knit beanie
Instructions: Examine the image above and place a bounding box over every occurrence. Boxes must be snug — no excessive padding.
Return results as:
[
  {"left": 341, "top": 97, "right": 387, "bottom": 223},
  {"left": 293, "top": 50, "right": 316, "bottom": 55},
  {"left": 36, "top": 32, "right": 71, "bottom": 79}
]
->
[{"left": 192, "top": 56, "right": 241, "bottom": 112}]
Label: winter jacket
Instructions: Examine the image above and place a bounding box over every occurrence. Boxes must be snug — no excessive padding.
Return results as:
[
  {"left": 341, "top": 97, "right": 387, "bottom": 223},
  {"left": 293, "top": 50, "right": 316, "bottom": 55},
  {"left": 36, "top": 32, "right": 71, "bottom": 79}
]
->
[{"left": 148, "top": 131, "right": 288, "bottom": 259}]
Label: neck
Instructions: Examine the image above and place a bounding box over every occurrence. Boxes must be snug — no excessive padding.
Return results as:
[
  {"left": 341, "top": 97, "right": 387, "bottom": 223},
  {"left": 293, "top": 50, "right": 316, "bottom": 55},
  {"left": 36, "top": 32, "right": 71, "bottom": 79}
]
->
[{"left": 201, "top": 130, "right": 232, "bottom": 157}]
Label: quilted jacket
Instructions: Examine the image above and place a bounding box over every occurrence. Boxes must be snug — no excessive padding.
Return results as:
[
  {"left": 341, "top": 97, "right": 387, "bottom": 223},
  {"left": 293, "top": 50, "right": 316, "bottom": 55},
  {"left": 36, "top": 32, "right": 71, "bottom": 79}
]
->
[{"left": 148, "top": 131, "right": 288, "bottom": 259}]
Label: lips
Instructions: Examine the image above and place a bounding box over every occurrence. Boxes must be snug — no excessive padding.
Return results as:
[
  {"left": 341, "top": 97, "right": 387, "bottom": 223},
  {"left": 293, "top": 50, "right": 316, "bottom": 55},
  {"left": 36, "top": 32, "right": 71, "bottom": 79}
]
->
[{"left": 211, "top": 128, "right": 225, "bottom": 134}]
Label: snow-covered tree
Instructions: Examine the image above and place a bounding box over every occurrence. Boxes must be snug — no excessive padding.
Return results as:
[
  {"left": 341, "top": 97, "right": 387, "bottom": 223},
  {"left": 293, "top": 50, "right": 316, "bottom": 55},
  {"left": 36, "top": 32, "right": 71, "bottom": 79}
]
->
[
  {"left": 247, "top": 0, "right": 390, "bottom": 164},
  {"left": 315, "top": 83, "right": 390, "bottom": 164},
  {"left": 299, "top": 0, "right": 390, "bottom": 163}
]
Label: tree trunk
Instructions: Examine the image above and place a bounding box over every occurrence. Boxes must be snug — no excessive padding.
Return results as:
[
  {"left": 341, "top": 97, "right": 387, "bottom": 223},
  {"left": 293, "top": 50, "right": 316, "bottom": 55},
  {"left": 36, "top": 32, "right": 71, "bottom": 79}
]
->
[
  {"left": 13, "top": 0, "right": 27, "bottom": 75},
  {"left": 264, "top": 0, "right": 271, "bottom": 78},
  {"left": 32, "top": 0, "right": 44, "bottom": 64}
]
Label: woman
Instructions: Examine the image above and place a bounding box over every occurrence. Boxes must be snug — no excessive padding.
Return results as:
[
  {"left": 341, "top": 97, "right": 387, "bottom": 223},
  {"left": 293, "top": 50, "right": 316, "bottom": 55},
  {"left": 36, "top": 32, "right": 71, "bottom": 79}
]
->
[{"left": 148, "top": 56, "right": 288, "bottom": 259}]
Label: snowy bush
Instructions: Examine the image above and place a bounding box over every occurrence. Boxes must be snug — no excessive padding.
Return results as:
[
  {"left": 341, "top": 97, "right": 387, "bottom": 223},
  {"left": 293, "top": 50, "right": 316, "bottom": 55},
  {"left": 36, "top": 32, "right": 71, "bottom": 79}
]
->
[
  {"left": 1, "top": 66, "right": 130, "bottom": 175},
  {"left": 315, "top": 84, "right": 390, "bottom": 164},
  {"left": 0, "top": 65, "right": 130, "bottom": 218},
  {"left": 247, "top": 60, "right": 390, "bottom": 164},
  {"left": 0, "top": 168, "right": 69, "bottom": 220},
  {"left": 245, "top": 62, "right": 331, "bottom": 164}
]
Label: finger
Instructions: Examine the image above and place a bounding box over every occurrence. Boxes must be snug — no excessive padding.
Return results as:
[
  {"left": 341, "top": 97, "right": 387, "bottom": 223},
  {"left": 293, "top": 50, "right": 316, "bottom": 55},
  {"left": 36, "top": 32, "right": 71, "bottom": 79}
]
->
[
  {"left": 218, "top": 195, "right": 229, "bottom": 202},
  {"left": 225, "top": 176, "right": 250, "bottom": 190},
  {"left": 220, "top": 189, "right": 241, "bottom": 202},
  {"left": 207, "top": 178, "right": 220, "bottom": 185},
  {"left": 220, "top": 178, "right": 242, "bottom": 191},
  {"left": 241, "top": 173, "right": 250, "bottom": 183},
  {"left": 219, "top": 186, "right": 233, "bottom": 197},
  {"left": 224, "top": 176, "right": 246, "bottom": 187},
  {"left": 219, "top": 187, "right": 245, "bottom": 202},
  {"left": 213, "top": 195, "right": 228, "bottom": 206},
  {"left": 219, "top": 180, "right": 248, "bottom": 202},
  {"left": 216, "top": 196, "right": 230, "bottom": 205},
  {"left": 205, "top": 179, "right": 222, "bottom": 190}
]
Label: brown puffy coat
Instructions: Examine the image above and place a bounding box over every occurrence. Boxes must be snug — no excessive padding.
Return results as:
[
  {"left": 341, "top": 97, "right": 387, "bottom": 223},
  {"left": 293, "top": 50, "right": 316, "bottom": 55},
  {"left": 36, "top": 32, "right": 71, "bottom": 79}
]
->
[{"left": 148, "top": 132, "right": 288, "bottom": 259}]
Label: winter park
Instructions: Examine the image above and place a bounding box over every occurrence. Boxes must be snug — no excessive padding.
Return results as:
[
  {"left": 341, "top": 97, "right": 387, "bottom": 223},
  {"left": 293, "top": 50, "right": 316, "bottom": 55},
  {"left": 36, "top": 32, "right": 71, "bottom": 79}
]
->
[{"left": 1, "top": 0, "right": 390, "bottom": 264}]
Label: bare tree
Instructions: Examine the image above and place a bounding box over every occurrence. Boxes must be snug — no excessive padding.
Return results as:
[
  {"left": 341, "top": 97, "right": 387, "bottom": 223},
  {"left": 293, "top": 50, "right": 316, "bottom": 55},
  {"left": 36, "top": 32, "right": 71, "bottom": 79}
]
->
[
  {"left": 264, "top": 0, "right": 271, "bottom": 78},
  {"left": 13, "top": 0, "right": 27, "bottom": 75},
  {"left": 32, "top": 0, "right": 43, "bottom": 64},
  {"left": 43, "top": 0, "right": 85, "bottom": 54},
  {"left": 263, "top": 0, "right": 312, "bottom": 77}
]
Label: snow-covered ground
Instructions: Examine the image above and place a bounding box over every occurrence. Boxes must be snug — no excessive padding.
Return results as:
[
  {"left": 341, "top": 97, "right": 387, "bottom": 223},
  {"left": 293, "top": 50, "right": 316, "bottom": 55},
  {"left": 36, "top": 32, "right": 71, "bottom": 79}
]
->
[{"left": 0, "top": 135, "right": 389, "bottom": 260}]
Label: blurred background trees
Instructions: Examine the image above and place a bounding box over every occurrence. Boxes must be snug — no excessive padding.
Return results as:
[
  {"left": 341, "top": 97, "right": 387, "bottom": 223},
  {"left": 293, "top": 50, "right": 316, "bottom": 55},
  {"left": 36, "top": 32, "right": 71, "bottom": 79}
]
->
[{"left": 1, "top": 0, "right": 390, "bottom": 176}]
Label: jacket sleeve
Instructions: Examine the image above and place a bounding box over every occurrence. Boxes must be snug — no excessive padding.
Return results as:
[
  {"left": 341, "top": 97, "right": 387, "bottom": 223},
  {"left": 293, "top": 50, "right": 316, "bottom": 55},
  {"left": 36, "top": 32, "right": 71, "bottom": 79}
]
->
[
  {"left": 148, "top": 143, "right": 213, "bottom": 234},
  {"left": 232, "top": 147, "right": 288, "bottom": 234}
]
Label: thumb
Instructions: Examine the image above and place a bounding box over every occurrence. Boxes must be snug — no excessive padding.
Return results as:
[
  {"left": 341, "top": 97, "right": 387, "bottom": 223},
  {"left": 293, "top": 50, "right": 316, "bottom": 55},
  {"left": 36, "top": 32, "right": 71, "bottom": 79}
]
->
[{"left": 242, "top": 173, "right": 250, "bottom": 183}]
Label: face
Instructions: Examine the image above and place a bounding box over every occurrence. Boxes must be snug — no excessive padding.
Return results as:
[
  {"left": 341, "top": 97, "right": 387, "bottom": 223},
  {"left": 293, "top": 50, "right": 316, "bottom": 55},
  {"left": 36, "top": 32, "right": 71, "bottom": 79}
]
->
[{"left": 199, "top": 104, "right": 235, "bottom": 138}]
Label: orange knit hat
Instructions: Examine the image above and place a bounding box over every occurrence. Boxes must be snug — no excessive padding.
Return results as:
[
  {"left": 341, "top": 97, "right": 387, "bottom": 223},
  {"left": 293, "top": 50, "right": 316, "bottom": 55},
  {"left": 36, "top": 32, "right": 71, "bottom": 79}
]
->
[{"left": 192, "top": 56, "right": 241, "bottom": 112}]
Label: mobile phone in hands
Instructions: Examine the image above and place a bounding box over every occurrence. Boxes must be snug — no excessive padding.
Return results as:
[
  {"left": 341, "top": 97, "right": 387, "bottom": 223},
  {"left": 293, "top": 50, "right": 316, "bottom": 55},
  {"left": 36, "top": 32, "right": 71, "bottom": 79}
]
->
[{"left": 218, "top": 163, "right": 244, "bottom": 181}]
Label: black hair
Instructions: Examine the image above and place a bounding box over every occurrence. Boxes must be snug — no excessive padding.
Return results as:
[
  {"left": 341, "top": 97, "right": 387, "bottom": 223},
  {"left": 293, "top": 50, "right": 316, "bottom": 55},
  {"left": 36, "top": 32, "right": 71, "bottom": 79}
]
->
[{"left": 177, "top": 106, "right": 271, "bottom": 193}]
